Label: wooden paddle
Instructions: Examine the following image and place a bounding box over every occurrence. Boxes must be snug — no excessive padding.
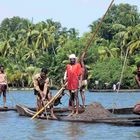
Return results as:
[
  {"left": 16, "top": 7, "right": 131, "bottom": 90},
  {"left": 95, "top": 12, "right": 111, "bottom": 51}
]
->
[{"left": 31, "top": 83, "right": 67, "bottom": 120}]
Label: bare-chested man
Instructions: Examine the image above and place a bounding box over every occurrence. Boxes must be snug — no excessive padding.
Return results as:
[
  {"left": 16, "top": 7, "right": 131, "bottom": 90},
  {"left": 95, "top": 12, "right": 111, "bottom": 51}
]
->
[{"left": 33, "top": 68, "right": 57, "bottom": 119}]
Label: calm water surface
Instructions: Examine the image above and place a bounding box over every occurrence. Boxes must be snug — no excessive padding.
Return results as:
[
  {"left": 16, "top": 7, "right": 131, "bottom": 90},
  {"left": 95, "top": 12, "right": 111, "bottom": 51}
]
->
[{"left": 0, "top": 90, "right": 140, "bottom": 140}]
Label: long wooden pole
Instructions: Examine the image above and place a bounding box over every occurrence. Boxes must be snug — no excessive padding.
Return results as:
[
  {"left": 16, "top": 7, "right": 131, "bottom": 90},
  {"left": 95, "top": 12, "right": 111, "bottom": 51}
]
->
[
  {"left": 80, "top": 0, "right": 114, "bottom": 59},
  {"left": 31, "top": 83, "right": 67, "bottom": 120},
  {"left": 31, "top": 0, "right": 114, "bottom": 120}
]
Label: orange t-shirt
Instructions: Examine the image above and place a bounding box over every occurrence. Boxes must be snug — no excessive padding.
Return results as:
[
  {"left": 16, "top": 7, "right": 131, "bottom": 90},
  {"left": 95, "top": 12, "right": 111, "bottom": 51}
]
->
[{"left": 66, "top": 63, "right": 82, "bottom": 90}]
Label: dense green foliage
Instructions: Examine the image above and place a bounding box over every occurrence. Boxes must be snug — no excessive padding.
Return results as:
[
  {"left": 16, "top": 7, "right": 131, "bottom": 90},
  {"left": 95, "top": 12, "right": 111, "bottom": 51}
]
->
[{"left": 0, "top": 3, "right": 140, "bottom": 89}]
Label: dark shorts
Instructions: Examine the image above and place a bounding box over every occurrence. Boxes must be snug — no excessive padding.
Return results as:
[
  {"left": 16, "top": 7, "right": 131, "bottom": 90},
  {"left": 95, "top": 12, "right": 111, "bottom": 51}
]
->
[
  {"left": 34, "top": 89, "right": 49, "bottom": 100},
  {"left": 80, "top": 80, "right": 87, "bottom": 92},
  {"left": 80, "top": 85, "right": 86, "bottom": 92},
  {"left": 0, "top": 84, "right": 7, "bottom": 97}
]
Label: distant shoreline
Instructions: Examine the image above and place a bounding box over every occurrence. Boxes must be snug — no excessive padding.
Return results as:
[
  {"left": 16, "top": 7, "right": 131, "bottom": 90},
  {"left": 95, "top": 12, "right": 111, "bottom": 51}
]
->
[
  {"left": 9, "top": 88, "right": 33, "bottom": 91},
  {"left": 8, "top": 88, "right": 140, "bottom": 92},
  {"left": 8, "top": 87, "right": 59, "bottom": 91},
  {"left": 89, "top": 89, "right": 140, "bottom": 92}
]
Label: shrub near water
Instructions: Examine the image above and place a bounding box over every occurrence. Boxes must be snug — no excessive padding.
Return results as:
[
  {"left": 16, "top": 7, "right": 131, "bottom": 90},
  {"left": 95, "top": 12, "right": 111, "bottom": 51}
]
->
[{"left": 90, "top": 58, "right": 135, "bottom": 89}]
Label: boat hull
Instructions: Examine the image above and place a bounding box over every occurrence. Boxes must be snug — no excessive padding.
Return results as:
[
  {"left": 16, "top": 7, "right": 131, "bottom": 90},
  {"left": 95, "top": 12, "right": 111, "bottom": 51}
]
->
[{"left": 16, "top": 104, "right": 140, "bottom": 126}]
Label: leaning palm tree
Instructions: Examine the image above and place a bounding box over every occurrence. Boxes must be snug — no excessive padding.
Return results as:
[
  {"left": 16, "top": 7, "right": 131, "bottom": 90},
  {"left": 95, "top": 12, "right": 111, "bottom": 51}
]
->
[
  {"left": 95, "top": 38, "right": 120, "bottom": 60},
  {"left": 68, "top": 28, "right": 79, "bottom": 40},
  {"left": 0, "top": 31, "right": 16, "bottom": 57},
  {"left": 25, "top": 65, "right": 40, "bottom": 87},
  {"left": 113, "top": 31, "right": 126, "bottom": 59},
  {"left": 128, "top": 24, "right": 140, "bottom": 54},
  {"left": 31, "top": 21, "right": 49, "bottom": 49}
]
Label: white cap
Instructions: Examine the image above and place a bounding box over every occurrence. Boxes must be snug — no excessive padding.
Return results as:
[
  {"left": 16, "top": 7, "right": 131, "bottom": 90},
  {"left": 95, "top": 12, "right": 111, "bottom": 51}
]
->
[{"left": 69, "top": 54, "right": 76, "bottom": 59}]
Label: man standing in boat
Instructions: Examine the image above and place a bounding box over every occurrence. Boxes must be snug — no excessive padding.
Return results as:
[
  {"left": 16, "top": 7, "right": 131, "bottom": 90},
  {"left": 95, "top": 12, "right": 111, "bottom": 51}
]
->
[
  {"left": 0, "top": 64, "right": 8, "bottom": 108},
  {"left": 79, "top": 53, "right": 88, "bottom": 108},
  {"left": 33, "top": 67, "right": 57, "bottom": 119},
  {"left": 64, "top": 54, "right": 82, "bottom": 116}
]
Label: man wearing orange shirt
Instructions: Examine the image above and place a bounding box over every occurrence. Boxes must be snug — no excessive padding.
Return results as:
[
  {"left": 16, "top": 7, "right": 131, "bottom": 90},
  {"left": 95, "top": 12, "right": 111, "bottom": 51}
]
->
[{"left": 64, "top": 54, "right": 82, "bottom": 116}]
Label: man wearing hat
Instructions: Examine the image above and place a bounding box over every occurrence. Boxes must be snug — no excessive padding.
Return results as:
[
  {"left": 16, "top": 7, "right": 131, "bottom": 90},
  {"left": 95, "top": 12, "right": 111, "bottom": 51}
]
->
[{"left": 64, "top": 54, "right": 82, "bottom": 116}]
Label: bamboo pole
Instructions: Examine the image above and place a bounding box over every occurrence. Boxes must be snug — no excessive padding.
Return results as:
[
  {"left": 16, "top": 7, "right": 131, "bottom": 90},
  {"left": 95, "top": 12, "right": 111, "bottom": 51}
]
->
[{"left": 80, "top": 0, "right": 114, "bottom": 59}]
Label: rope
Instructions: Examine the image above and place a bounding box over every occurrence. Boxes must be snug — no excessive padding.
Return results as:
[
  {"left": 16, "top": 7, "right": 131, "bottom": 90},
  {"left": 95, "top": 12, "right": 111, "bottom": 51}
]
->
[
  {"left": 9, "top": 93, "right": 17, "bottom": 106},
  {"left": 112, "top": 48, "right": 129, "bottom": 113},
  {"left": 7, "top": 86, "right": 18, "bottom": 107},
  {"left": 116, "top": 48, "right": 129, "bottom": 93}
]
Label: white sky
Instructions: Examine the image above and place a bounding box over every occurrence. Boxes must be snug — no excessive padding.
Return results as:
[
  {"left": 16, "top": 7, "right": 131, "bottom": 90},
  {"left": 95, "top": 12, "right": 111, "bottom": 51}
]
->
[{"left": 0, "top": 0, "right": 140, "bottom": 35}]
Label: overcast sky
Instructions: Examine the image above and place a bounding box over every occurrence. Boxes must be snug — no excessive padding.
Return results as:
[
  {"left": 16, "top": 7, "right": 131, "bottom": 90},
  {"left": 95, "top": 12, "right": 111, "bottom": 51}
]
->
[{"left": 0, "top": 0, "right": 140, "bottom": 35}]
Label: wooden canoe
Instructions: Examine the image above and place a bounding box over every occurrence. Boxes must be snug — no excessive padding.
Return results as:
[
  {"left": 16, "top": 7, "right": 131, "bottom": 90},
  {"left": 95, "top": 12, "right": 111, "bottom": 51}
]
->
[
  {"left": 0, "top": 105, "right": 135, "bottom": 115},
  {"left": 20, "top": 106, "right": 134, "bottom": 115},
  {"left": 16, "top": 104, "right": 140, "bottom": 126}
]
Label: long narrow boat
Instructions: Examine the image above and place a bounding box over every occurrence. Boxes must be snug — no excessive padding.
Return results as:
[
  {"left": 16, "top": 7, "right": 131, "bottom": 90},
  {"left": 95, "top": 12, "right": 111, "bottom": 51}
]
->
[
  {"left": 16, "top": 104, "right": 140, "bottom": 126},
  {"left": 0, "top": 107, "right": 16, "bottom": 111},
  {"left": 0, "top": 105, "right": 134, "bottom": 114},
  {"left": 26, "top": 106, "right": 134, "bottom": 114}
]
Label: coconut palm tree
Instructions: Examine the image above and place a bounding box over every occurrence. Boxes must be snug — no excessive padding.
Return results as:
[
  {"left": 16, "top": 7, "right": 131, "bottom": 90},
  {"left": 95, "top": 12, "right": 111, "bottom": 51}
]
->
[
  {"left": 0, "top": 31, "right": 16, "bottom": 57},
  {"left": 95, "top": 38, "right": 120, "bottom": 60},
  {"left": 128, "top": 24, "right": 140, "bottom": 54}
]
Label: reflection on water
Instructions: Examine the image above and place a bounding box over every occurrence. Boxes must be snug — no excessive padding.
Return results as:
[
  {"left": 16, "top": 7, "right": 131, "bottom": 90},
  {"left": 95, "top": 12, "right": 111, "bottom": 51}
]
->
[
  {"left": 0, "top": 112, "right": 11, "bottom": 121},
  {"left": 134, "top": 131, "right": 140, "bottom": 139},
  {"left": 33, "top": 120, "right": 48, "bottom": 132},
  {"left": 66, "top": 123, "right": 84, "bottom": 140},
  {"left": 29, "top": 120, "right": 52, "bottom": 140}
]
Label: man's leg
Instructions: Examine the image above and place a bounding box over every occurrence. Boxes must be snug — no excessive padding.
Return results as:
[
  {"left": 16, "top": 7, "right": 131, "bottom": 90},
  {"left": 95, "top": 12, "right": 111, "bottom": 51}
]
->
[
  {"left": 48, "top": 92, "right": 57, "bottom": 119},
  {"left": 3, "top": 92, "right": 6, "bottom": 108},
  {"left": 50, "top": 107, "right": 57, "bottom": 119},
  {"left": 74, "top": 89, "right": 79, "bottom": 115},
  {"left": 80, "top": 87, "right": 85, "bottom": 107},
  {"left": 37, "top": 97, "right": 43, "bottom": 112},
  {"left": 68, "top": 91, "right": 75, "bottom": 116},
  {"left": 68, "top": 90, "right": 72, "bottom": 108},
  {"left": 3, "top": 85, "right": 7, "bottom": 108}
]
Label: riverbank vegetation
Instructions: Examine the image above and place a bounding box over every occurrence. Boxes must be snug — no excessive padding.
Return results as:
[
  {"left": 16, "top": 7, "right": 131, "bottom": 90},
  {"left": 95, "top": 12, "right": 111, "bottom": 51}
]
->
[{"left": 0, "top": 3, "right": 140, "bottom": 89}]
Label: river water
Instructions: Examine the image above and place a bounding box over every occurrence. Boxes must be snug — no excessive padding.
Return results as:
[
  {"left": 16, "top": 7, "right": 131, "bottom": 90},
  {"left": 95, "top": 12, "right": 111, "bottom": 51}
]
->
[{"left": 0, "top": 90, "right": 140, "bottom": 140}]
